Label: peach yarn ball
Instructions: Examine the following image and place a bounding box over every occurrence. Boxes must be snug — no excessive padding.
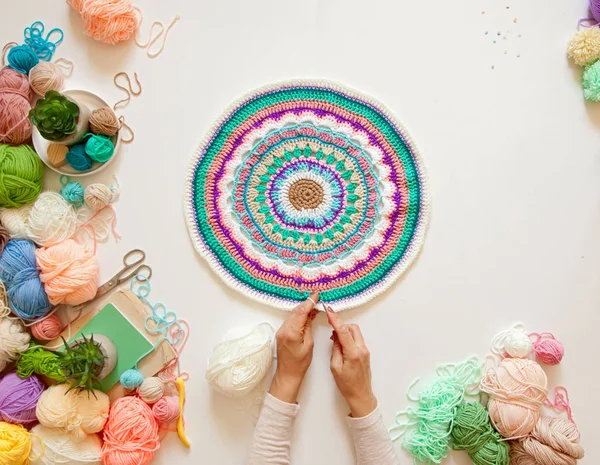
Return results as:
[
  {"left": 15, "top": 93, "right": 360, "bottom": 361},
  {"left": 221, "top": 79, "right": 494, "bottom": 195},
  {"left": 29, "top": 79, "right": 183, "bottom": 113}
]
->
[
  {"left": 31, "top": 314, "right": 62, "bottom": 341},
  {"left": 67, "top": 0, "right": 140, "bottom": 45},
  {"left": 0, "top": 67, "right": 32, "bottom": 145},
  {"left": 480, "top": 358, "right": 548, "bottom": 439},
  {"left": 28, "top": 62, "right": 65, "bottom": 97}
]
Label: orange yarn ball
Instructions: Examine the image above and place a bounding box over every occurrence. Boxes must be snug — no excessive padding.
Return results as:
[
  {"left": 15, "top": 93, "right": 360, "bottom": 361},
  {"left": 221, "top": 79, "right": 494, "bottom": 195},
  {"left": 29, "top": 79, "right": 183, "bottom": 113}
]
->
[
  {"left": 0, "top": 67, "right": 32, "bottom": 145},
  {"left": 67, "top": 0, "right": 140, "bottom": 45},
  {"left": 31, "top": 314, "right": 62, "bottom": 341},
  {"left": 35, "top": 239, "right": 100, "bottom": 306},
  {"left": 152, "top": 396, "right": 179, "bottom": 424},
  {"left": 102, "top": 396, "right": 160, "bottom": 465}
]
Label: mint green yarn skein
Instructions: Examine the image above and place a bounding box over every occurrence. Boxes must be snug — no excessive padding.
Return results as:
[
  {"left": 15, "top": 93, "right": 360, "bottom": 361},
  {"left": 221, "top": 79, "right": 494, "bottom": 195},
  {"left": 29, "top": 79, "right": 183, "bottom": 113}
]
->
[
  {"left": 583, "top": 60, "right": 600, "bottom": 102},
  {"left": 85, "top": 134, "right": 114, "bottom": 162},
  {"left": 0, "top": 144, "right": 44, "bottom": 208}
]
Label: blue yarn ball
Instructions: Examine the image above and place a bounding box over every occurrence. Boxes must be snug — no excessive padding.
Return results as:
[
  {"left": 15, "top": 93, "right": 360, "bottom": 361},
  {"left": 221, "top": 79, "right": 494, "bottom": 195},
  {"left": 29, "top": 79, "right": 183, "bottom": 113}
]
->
[
  {"left": 0, "top": 239, "right": 51, "bottom": 321},
  {"left": 85, "top": 134, "right": 114, "bottom": 163},
  {"left": 66, "top": 143, "right": 92, "bottom": 172},
  {"left": 7, "top": 45, "right": 39, "bottom": 75},
  {"left": 120, "top": 369, "right": 144, "bottom": 390},
  {"left": 60, "top": 181, "right": 84, "bottom": 208}
]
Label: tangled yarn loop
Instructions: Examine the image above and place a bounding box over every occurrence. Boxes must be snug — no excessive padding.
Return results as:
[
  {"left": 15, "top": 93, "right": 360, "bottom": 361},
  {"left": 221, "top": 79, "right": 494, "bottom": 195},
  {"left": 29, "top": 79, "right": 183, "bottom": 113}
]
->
[
  {"left": 0, "top": 372, "right": 45, "bottom": 425},
  {"left": 25, "top": 191, "right": 77, "bottom": 247},
  {"left": 0, "top": 422, "right": 32, "bottom": 465},
  {"left": 0, "top": 318, "right": 30, "bottom": 372},
  {"left": 23, "top": 21, "right": 64, "bottom": 61},
  {"left": 30, "top": 424, "right": 103, "bottom": 465},
  {"left": 0, "top": 67, "right": 32, "bottom": 145}
]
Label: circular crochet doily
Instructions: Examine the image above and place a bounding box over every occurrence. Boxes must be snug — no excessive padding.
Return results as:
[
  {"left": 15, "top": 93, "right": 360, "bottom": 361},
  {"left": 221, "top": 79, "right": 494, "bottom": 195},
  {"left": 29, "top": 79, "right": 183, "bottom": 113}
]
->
[{"left": 185, "top": 81, "right": 430, "bottom": 310}]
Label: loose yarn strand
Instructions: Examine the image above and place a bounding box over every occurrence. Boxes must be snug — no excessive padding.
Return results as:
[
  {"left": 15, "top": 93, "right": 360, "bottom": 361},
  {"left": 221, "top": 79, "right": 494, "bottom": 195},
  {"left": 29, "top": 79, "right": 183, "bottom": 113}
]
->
[
  {"left": 118, "top": 115, "right": 134, "bottom": 143},
  {"left": 545, "top": 386, "right": 574, "bottom": 423},
  {"left": 134, "top": 13, "right": 180, "bottom": 58},
  {"left": 1, "top": 42, "right": 17, "bottom": 66},
  {"left": 23, "top": 21, "right": 64, "bottom": 61},
  {"left": 113, "top": 72, "right": 142, "bottom": 110},
  {"left": 54, "top": 57, "right": 74, "bottom": 76}
]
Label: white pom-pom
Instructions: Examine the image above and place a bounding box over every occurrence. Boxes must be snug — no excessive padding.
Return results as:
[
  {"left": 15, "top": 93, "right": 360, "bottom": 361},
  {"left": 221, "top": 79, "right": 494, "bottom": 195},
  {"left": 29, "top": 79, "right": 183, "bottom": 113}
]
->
[
  {"left": 0, "top": 317, "right": 31, "bottom": 371},
  {"left": 138, "top": 377, "right": 165, "bottom": 404}
]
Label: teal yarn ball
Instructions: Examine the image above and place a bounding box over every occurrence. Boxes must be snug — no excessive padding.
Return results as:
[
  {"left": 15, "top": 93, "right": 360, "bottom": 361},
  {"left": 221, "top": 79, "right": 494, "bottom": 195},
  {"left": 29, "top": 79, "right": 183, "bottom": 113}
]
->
[
  {"left": 7, "top": 45, "right": 39, "bottom": 75},
  {"left": 66, "top": 143, "right": 92, "bottom": 171},
  {"left": 85, "top": 134, "right": 114, "bottom": 162},
  {"left": 60, "top": 181, "right": 84, "bottom": 208},
  {"left": 583, "top": 60, "right": 600, "bottom": 102},
  {"left": 120, "top": 369, "right": 144, "bottom": 390}
]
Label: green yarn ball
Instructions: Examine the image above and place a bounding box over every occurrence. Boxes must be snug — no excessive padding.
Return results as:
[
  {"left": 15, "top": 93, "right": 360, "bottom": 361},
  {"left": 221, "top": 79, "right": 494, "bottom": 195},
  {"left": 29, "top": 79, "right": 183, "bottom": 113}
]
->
[
  {"left": 583, "top": 60, "right": 600, "bottom": 102},
  {"left": 16, "top": 346, "right": 65, "bottom": 382},
  {"left": 451, "top": 402, "right": 510, "bottom": 465},
  {"left": 0, "top": 144, "right": 44, "bottom": 208},
  {"left": 85, "top": 134, "right": 114, "bottom": 162}
]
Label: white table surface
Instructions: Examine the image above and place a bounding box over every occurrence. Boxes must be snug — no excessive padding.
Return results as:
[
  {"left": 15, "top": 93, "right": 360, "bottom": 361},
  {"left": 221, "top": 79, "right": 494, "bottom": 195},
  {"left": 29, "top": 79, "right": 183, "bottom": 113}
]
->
[{"left": 3, "top": 0, "right": 599, "bottom": 463}]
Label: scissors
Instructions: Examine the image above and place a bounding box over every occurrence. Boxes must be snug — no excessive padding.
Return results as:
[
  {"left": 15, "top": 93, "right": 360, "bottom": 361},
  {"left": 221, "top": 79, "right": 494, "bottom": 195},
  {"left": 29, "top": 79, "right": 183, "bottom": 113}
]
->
[{"left": 95, "top": 249, "right": 152, "bottom": 299}]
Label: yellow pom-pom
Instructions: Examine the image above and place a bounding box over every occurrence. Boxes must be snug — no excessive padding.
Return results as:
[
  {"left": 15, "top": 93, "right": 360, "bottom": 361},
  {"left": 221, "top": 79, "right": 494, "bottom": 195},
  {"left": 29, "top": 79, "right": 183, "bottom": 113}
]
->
[{"left": 568, "top": 27, "right": 600, "bottom": 67}]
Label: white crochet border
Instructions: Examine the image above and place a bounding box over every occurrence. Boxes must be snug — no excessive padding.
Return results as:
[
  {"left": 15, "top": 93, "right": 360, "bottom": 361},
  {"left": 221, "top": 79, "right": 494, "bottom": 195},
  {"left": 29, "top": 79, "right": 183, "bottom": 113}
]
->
[{"left": 183, "top": 79, "right": 431, "bottom": 311}]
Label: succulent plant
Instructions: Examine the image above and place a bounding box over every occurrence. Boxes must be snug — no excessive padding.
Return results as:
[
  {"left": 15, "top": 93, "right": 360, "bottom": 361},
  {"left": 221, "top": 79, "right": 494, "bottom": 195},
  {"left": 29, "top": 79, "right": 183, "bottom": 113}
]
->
[
  {"left": 60, "top": 333, "right": 106, "bottom": 394},
  {"left": 29, "top": 90, "right": 79, "bottom": 141}
]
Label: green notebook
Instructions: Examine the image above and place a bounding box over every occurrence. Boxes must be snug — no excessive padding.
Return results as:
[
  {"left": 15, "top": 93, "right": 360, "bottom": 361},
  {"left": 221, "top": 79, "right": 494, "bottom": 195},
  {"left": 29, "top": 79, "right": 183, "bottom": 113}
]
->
[{"left": 67, "top": 303, "right": 153, "bottom": 392}]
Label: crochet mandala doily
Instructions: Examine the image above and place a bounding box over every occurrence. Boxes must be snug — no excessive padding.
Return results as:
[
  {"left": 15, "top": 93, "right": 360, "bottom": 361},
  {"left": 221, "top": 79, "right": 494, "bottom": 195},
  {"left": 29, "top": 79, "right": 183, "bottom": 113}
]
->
[{"left": 185, "top": 81, "right": 430, "bottom": 310}]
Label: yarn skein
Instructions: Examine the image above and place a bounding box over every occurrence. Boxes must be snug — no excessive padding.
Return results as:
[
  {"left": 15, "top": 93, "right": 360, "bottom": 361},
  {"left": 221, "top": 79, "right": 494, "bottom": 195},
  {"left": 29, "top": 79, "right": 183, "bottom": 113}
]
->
[
  {"left": 102, "top": 396, "right": 160, "bottom": 465},
  {"left": 7, "top": 45, "right": 39, "bottom": 75},
  {"left": 30, "top": 424, "right": 103, "bottom": 465},
  {"left": 66, "top": 143, "right": 93, "bottom": 171},
  {"left": 480, "top": 358, "right": 548, "bottom": 439},
  {"left": 491, "top": 324, "right": 533, "bottom": 359},
  {"left": 530, "top": 333, "right": 564, "bottom": 366},
  {"left": 0, "top": 422, "right": 32, "bottom": 465},
  {"left": 451, "top": 402, "right": 510, "bottom": 465},
  {"left": 0, "top": 67, "right": 32, "bottom": 145},
  {"left": 152, "top": 396, "right": 179, "bottom": 424},
  {"left": 0, "top": 372, "right": 45, "bottom": 425},
  {"left": 25, "top": 191, "right": 77, "bottom": 247},
  {"left": 0, "top": 318, "right": 30, "bottom": 372},
  {"left": 30, "top": 314, "right": 62, "bottom": 341},
  {"left": 206, "top": 323, "right": 275, "bottom": 398},
  {"left": 591, "top": 0, "right": 600, "bottom": 22},
  {"left": 89, "top": 107, "right": 119, "bottom": 136},
  {"left": 0, "top": 205, "right": 32, "bottom": 239},
  {"left": 0, "top": 239, "right": 51, "bottom": 321},
  {"left": 138, "top": 377, "right": 165, "bottom": 404},
  {"left": 0, "top": 144, "right": 43, "bottom": 208}
]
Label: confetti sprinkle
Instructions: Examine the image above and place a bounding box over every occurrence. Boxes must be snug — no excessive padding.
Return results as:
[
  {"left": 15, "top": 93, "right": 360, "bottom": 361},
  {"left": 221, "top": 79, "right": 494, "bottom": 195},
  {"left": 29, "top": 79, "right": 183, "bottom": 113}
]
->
[
  {"left": 513, "top": 18, "right": 518, "bottom": 23},
  {"left": 493, "top": 40, "right": 497, "bottom": 43},
  {"left": 485, "top": 31, "right": 489, "bottom": 35},
  {"left": 497, "top": 32, "right": 501, "bottom": 36},
  {"left": 517, "top": 53, "right": 521, "bottom": 58},
  {"left": 506, "top": 5, "right": 510, "bottom": 9},
  {"left": 504, "top": 50, "right": 508, "bottom": 54},
  {"left": 491, "top": 65, "right": 496, "bottom": 69},
  {"left": 518, "top": 34, "right": 522, "bottom": 38},
  {"left": 504, "top": 36, "right": 508, "bottom": 40},
  {"left": 482, "top": 10, "right": 486, "bottom": 14}
]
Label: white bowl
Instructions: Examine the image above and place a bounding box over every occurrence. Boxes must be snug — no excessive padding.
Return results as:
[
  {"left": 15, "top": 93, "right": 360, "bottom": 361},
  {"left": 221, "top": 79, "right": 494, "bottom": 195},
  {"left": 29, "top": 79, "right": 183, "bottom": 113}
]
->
[{"left": 32, "top": 89, "right": 121, "bottom": 177}]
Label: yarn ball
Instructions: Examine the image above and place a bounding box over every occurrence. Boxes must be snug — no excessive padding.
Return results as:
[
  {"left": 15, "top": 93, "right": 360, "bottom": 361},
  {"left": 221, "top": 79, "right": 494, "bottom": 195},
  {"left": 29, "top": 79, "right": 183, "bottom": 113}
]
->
[
  {"left": 206, "top": 323, "right": 275, "bottom": 398},
  {"left": 531, "top": 334, "right": 564, "bottom": 366},
  {"left": 28, "top": 62, "right": 65, "bottom": 97},
  {"left": 120, "top": 369, "right": 144, "bottom": 391},
  {"left": 0, "top": 422, "right": 31, "bottom": 465},
  {"left": 152, "top": 396, "right": 180, "bottom": 424},
  {"left": 85, "top": 134, "right": 114, "bottom": 162},
  {"left": 504, "top": 331, "right": 533, "bottom": 359},
  {"left": 36, "top": 238, "right": 100, "bottom": 306},
  {"left": 510, "top": 417, "right": 584, "bottom": 465},
  {"left": 30, "top": 424, "right": 103, "bottom": 465},
  {"left": 25, "top": 191, "right": 77, "bottom": 247},
  {"left": 567, "top": 27, "right": 600, "bottom": 67},
  {"left": 591, "top": 0, "right": 600, "bottom": 22},
  {"left": 102, "top": 396, "right": 160, "bottom": 465},
  {"left": 60, "top": 181, "right": 85, "bottom": 208},
  {"left": 0, "top": 67, "right": 32, "bottom": 145},
  {"left": 36, "top": 384, "right": 109, "bottom": 441},
  {"left": 451, "top": 402, "right": 510, "bottom": 465},
  {"left": 138, "top": 377, "right": 165, "bottom": 405},
  {"left": 66, "top": 143, "right": 93, "bottom": 171},
  {"left": 0, "top": 318, "right": 30, "bottom": 372},
  {"left": 0, "top": 224, "right": 8, "bottom": 255},
  {"left": 7, "top": 45, "right": 39, "bottom": 75},
  {"left": 89, "top": 107, "right": 118, "bottom": 136},
  {"left": 0, "top": 372, "right": 45, "bottom": 425},
  {"left": 583, "top": 60, "right": 600, "bottom": 102},
  {"left": 31, "top": 314, "right": 62, "bottom": 341},
  {"left": 0, "top": 205, "right": 32, "bottom": 239},
  {"left": 16, "top": 346, "right": 64, "bottom": 382},
  {"left": 0, "top": 239, "right": 51, "bottom": 321},
  {"left": 0, "top": 144, "right": 44, "bottom": 208},
  {"left": 480, "top": 358, "right": 548, "bottom": 439},
  {"left": 84, "top": 183, "right": 118, "bottom": 211},
  {"left": 67, "top": 0, "right": 141, "bottom": 45}
]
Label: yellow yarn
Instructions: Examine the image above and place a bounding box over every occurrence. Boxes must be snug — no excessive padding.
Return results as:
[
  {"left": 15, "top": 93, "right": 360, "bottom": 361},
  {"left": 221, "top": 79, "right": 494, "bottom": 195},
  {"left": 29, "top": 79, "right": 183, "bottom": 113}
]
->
[
  {"left": 0, "top": 422, "right": 31, "bottom": 465},
  {"left": 567, "top": 27, "right": 600, "bottom": 67}
]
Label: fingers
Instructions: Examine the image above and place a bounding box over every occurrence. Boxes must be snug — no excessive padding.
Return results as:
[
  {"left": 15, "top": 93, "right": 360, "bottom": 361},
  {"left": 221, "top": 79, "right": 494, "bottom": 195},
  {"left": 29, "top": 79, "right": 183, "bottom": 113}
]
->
[
  {"left": 303, "top": 309, "right": 318, "bottom": 346},
  {"left": 326, "top": 307, "right": 355, "bottom": 352},
  {"left": 347, "top": 324, "right": 366, "bottom": 348},
  {"left": 289, "top": 291, "right": 320, "bottom": 330},
  {"left": 330, "top": 331, "right": 343, "bottom": 370}
]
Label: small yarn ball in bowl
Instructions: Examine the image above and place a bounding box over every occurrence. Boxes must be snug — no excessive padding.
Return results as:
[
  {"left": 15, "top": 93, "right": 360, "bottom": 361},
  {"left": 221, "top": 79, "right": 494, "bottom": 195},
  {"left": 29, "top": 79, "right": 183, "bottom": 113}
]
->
[
  {"left": 0, "top": 67, "right": 32, "bottom": 145},
  {"left": 152, "top": 396, "right": 180, "bottom": 424},
  {"left": 67, "top": 0, "right": 140, "bottom": 45},
  {"left": 66, "top": 142, "right": 93, "bottom": 171},
  {"left": 90, "top": 107, "right": 119, "bottom": 136},
  {"left": 84, "top": 183, "right": 118, "bottom": 211},
  {"left": 25, "top": 191, "right": 77, "bottom": 247},
  {"left": 0, "top": 144, "right": 44, "bottom": 208},
  {"left": 28, "top": 62, "right": 65, "bottom": 97},
  {"left": 30, "top": 424, "right": 103, "bottom": 465},
  {"left": 7, "top": 45, "right": 39, "bottom": 75},
  {"left": 0, "top": 422, "right": 32, "bottom": 465},
  {"left": 139, "top": 377, "right": 165, "bottom": 404},
  {"left": 0, "top": 372, "right": 45, "bottom": 425},
  {"left": 0, "top": 204, "right": 32, "bottom": 239},
  {"left": 530, "top": 333, "right": 564, "bottom": 366},
  {"left": 0, "top": 318, "right": 30, "bottom": 372},
  {"left": 60, "top": 180, "right": 85, "bottom": 208},
  {"left": 85, "top": 134, "right": 114, "bottom": 162}
]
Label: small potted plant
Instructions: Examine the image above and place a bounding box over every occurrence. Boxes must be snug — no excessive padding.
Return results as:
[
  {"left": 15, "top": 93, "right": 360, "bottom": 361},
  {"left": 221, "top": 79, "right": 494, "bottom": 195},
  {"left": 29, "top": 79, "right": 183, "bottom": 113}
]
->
[
  {"left": 60, "top": 333, "right": 118, "bottom": 393},
  {"left": 29, "top": 90, "right": 91, "bottom": 145}
]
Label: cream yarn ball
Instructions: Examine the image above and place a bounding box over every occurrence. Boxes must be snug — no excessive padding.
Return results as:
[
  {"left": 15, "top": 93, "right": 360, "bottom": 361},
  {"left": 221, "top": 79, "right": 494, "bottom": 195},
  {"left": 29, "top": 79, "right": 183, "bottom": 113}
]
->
[
  {"left": 138, "top": 377, "right": 165, "bottom": 404},
  {"left": 25, "top": 192, "right": 77, "bottom": 247},
  {"left": 30, "top": 424, "right": 103, "bottom": 465},
  {"left": 567, "top": 27, "right": 600, "bottom": 67},
  {"left": 28, "top": 62, "right": 65, "bottom": 97},
  {"left": 36, "top": 384, "right": 109, "bottom": 441},
  {"left": 84, "top": 183, "right": 119, "bottom": 212},
  {"left": 0, "top": 205, "right": 32, "bottom": 239},
  {"left": 0, "top": 317, "right": 31, "bottom": 372},
  {"left": 491, "top": 324, "right": 533, "bottom": 359},
  {"left": 206, "top": 323, "right": 275, "bottom": 399}
]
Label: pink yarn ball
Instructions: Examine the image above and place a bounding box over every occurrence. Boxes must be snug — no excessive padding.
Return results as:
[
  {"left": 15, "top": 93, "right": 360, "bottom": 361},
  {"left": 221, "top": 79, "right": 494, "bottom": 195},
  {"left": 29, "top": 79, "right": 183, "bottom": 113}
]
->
[
  {"left": 0, "top": 67, "right": 32, "bottom": 145},
  {"left": 152, "top": 396, "right": 179, "bottom": 424},
  {"left": 531, "top": 333, "right": 564, "bottom": 366},
  {"left": 31, "top": 314, "right": 62, "bottom": 341}
]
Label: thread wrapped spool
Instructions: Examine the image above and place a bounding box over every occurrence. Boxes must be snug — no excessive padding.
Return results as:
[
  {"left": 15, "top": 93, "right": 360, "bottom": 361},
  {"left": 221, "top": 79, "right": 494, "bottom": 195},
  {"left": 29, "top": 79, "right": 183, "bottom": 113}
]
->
[
  {"left": 0, "top": 67, "right": 32, "bottom": 145},
  {"left": 0, "top": 422, "right": 32, "bottom": 465},
  {"left": 31, "top": 314, "right": 62, "bottom": 341},
  {"left": 102, "top": 396, "right": 160, "bottom": 465},
  {"left": 0, "top": 318, "right": 30, "bottom": 372},
  {"left": 206, "top": 323, "right": 275, "bottom": 398},
  {"left": 25, "top": 191, "right": 77, "bottom": 247},
  {"left": 152, "top": 396, "right": 179, "bottom": 424},
  {"left": 36, "top": 238, "right": 100, "bottom": 306},
  {"left": 84, "top": 183, "right": 119, "bottom": 211},
  {"left": 139, "top": 377, "right": 165, "bottom": 404},
  {"left": 480, "top": 358, "right": 548, "bottom": 439},
  {"left": 90, "top": 107, "right": 119, "bottom": 136},
  {"left": 30, "top": 424, "right": 103, "bottom": 465},
  {"left": 36, "top": 384, "right": 109, "bottom": 441},
  {"left": 0, "top": 205, "right": 32, "bottom": 239},
  {"left": 28, "top": 62, "right": 65, "bottom": 97},
  {"left": 7, "top": 45, "right": 39, "bottom": 75},
  {"left": 0, "top": 372, "right": 45, "bottom": 425},
  {"left": 530, "top": 333, "right": 564, "bottom": 366}
]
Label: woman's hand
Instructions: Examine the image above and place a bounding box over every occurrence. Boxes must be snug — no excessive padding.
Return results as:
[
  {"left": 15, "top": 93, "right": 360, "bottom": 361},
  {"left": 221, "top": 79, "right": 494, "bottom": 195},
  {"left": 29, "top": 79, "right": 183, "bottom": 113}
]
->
[
  {"left": 326, "top": 307, "right": 378, "bottom": 418},
  {"left": 269, "top": 292, "right": 319, "bottom": 404}
]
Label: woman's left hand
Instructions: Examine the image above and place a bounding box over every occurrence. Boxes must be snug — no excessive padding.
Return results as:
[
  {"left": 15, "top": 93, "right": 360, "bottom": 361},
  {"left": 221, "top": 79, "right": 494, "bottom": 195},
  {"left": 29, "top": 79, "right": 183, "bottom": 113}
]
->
[{"left": 269, "top": 292, "right": 319, "bottom": 404}]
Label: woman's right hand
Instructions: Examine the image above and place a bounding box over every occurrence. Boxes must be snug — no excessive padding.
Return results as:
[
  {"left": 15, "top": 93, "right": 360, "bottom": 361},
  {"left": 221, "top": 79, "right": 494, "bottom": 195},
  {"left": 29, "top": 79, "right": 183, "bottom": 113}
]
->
[{"left": 326, "top": 307, "right": 378, "bottom": 418}]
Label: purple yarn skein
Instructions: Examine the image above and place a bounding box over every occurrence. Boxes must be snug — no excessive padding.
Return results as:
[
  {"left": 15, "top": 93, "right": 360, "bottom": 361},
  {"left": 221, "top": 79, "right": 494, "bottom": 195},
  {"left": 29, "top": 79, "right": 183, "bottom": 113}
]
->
[{"left": 0, "top": 372, "right": 45, "bottom": 424}]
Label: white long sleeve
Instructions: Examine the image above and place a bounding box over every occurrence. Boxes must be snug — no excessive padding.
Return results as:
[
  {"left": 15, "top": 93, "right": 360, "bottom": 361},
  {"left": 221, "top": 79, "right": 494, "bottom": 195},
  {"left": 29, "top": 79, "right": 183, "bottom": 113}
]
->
[{"left": 346, "top": 407, "right": 401, "bottom": 465}]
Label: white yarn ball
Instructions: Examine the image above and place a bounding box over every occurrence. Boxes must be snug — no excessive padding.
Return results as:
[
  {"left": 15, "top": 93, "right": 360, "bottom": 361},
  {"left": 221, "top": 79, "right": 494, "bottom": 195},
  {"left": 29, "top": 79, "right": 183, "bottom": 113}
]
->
[
  {"left": 30, "top": 424, "right": 103, "bottom": 465},
  {"left": 0, "top": 205, "right": 32, "bottom": 239},
  {"left": 138, "top": 377, "right": 165, "bottom": 404},
  {"left": 504, "top": 330, "right": 533, "bottom": 358},
  {"left": 206, "top": 323, "right": 275, "bottom": 399},
  {"left": 84, "top": 183, "right": 119, "bottom": 212},
  {"left": 0, "top": 317, "right": 31, "bottom": 371},
  {"left": 25, "top": 191, "right": 77, "bottom": 247}
]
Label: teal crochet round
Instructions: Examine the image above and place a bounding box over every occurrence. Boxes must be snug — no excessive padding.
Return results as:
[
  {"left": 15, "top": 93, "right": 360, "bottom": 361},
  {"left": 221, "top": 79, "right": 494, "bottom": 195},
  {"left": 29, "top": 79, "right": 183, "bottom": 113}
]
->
[{"left": 184, "top": 81, "right": 430, "bottom": 310}]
